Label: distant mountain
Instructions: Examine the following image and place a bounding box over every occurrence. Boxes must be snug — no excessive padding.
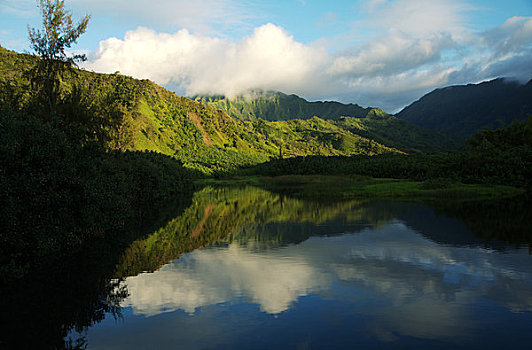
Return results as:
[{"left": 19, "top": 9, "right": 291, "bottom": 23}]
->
[
  {"left": 194, "top": 90, "right": 378, "bottom": 121},
  {"left": 396, "top": 78, "right": 532, "bottom": 138},
  {"left": 195, "top": 90, "right": 461, "bottom": 153}
]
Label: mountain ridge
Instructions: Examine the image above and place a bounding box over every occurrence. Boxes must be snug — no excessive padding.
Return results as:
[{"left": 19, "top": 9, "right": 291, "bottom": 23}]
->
[
  {"left": 193, "top": 90, "right": 378, "bottom": 121},
  {"left": 0, "top": 46, "right": 408, "bottom": 174},
  {"left": 195, "top": 90, "right": 461, "bottom": 153},
  {"left": 396, "top": 78, "right": 532, "bottom": 138}
]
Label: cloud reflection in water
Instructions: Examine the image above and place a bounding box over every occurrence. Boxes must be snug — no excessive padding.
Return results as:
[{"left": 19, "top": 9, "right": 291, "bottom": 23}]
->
[{"left": 123, "top": 221, "right": 532, "bottom": 340}]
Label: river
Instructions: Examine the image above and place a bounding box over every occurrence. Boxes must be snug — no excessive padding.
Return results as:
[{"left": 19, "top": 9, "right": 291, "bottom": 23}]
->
[{"left": 2, "top": 185, "right": 531, "bottom": 349}]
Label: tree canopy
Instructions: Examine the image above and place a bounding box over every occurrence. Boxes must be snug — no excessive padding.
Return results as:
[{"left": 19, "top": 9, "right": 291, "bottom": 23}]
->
[
  {"left": 27, "top": 0, "right": 90, "bottom": 115},
  {"left": 28, "top": 0, "right": 90, "bottom": 64}
]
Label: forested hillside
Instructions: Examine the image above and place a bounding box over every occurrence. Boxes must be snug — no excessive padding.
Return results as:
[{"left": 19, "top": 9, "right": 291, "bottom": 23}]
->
[
  {"left": 2, "top": 46, "right": 455, "bottom": 175},
  {"left": 0, "top": 44, "right": 398, "bottom": 278},
  {"left": 196, "top": 90, "right": 461, "bottom": 153},
  {"left": 397, "top": 78, "right": 532, "bottom": 138},
  {"left": 243, "top": 117, "right": 532, "bottom": 190},
  {"left": 194, "top": 91, "right": 372, "bottom": 121}
]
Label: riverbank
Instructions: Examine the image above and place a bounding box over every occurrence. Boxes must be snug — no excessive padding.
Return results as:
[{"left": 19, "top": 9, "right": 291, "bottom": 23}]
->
[{"left": 198, "top": 175, "right": 525, "bottom": 200}]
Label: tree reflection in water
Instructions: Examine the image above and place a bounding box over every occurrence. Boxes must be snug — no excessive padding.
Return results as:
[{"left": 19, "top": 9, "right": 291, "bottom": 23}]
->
[{"left": 0, "top": 185, "right": 529, "bottom": 349}]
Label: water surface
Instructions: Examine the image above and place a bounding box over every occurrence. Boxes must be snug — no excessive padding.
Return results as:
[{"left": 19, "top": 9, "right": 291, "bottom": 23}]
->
[
  {"left": 75, "top": 186, "right": 532, "bottom": 349},
  {"left": 2, "top": 185, "right": 530, "bottom": 349}
]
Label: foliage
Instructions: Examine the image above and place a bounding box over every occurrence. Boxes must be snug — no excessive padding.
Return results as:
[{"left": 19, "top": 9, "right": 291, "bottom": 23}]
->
[
  {"left": 194, "top": 90, "right": 371, "bottom": 121},
  {"left": 27, "top": 0, "right": 91, "bottom": 116},
  {"left": 467, "top": 116, "right": 532, "bottom": 150},
  {"left": 0, "top": 109, "right": 197, "bottom": 280},
  {"left": 1, "top": 40, "right": 529, "bottom": 282},
  {"left": 336, "top": 115, "right": 462, "bottom": 153},
  {"left": 252, "top": 175, "right": 522, "bottom": 200},
  {"left": 240, "top": 118, "right": 532, "bottom": 190},
  {"left": 196, "top": 91, "right": 461, "bottom": 153},
  {"left": 0, "top": 46, "right": 407, "bottom": 174}
]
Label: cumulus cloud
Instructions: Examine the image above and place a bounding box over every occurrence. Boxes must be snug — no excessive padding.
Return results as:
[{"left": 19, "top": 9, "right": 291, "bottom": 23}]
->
[
  {"left": 84, "top": 0, "right": 532, "bottom": 112},
  {"left": 482, "top": 16, "right": 532, "bottom": 54},
  {"left": 328, "top": 32, "right": 455, "bottom": 77},
  {"left": 86, "top": 24, "right": 329, "bottom": 98}
]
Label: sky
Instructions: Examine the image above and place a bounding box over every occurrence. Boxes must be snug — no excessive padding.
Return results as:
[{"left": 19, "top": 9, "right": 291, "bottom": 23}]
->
[{"left": 1, "top": 0, "right": 531, "bottom": 112}]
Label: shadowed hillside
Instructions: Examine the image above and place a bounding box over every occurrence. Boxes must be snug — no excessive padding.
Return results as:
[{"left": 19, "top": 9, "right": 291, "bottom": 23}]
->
[{"left": 397, "top": 78, "right": 532, "bottom": 138}]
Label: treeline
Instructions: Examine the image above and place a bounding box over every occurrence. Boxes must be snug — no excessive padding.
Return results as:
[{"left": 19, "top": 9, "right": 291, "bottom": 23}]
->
[
  {"left": 0, "top": 109, "right": 198, "bottom": 280},
  {"left": 241, "top": 118, "right": 532, "bottom": 190}
]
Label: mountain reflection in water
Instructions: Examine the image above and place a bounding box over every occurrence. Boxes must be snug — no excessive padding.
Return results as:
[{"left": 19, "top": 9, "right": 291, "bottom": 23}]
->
[
  {"left": 1, "top": 185, "right": 531, "bottom": 349},
  {"left": 81, "top": 186, "right": 532, "bottom": 349}
]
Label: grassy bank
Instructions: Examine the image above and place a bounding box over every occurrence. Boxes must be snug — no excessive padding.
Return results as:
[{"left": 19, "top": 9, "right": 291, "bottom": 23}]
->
[{"left": 198, "top": 175, "right": 525, "bottom": 200}]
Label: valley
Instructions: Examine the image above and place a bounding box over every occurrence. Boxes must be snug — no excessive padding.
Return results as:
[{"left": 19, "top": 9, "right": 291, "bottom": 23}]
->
[{"left": 0, "top": 3, "right": 531, "bottom": 346}]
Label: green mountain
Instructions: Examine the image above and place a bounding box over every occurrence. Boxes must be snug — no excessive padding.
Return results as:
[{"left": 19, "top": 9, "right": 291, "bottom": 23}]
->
[
  {"left": 0, "top": 46, "right": 460, "bottom": 178},
  {"left": 196, "top": 91, "right": 461, "bottom": 153},
  {"left": 396, "top": 78, "right": 532, "bottom": 138},
  {"left": 194, "top": 90, "right": 373, "bottom": 121},
  {"left": 0, "top": 46, "right": 410, "bottom": 174}
]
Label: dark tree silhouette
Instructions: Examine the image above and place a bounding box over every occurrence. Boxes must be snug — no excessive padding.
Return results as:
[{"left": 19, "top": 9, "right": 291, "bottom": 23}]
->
[{"left": 27, "top": 0, "right": 90, "bottom": 116}]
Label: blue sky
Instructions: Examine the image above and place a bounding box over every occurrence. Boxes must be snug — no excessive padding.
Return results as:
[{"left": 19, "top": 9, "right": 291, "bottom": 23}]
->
[{"left": 1, "top": 0, "right": 531, "bottom": 112}]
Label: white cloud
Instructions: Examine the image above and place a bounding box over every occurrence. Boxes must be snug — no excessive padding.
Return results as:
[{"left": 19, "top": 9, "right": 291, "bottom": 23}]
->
[
  {"left": 84, "top": 1, "right": 532, "bottom": 112},
  {"left": 328, "top": 31, "right": 454, "bottom": 77},
  {"left": 483, "top": 16, "right": 532, "bottom": 54},
  {"left": 444, "top": 16, "right": 532, "bottom": 84},
  {"left": 85, "top": 24, "right": 329, "bottom": 98}
]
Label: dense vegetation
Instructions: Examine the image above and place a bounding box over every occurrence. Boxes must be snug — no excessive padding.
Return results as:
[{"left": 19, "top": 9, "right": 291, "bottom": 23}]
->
[
  {"left": 0, "top": 109, "right": 197, "bottom": 280},
  {"left": 1, "top": 46, "right": 415, "bottom": 177},
  {"left": 241, "top": 118, "right": 532, "bottom": 190},
  {"left": 0, "top": 41, "right": 455, "bottom": 280},
  {"left": 0, "top": 18, "right": 530, "bottom": 280},
  {"left": 194, "top": 90, "right": 373, "bottom": 121},
  {"left": 196, "top": 90, "right": 461, "bottom": 153},
  {"left": 1, "top": 3, "right": 530, "bottom": 348},
  {"left": 397, "top": 78, "right": 532, "bottom": 138}
]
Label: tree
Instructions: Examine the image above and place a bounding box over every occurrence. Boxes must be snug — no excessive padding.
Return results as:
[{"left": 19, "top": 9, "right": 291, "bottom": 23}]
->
[{"left": 27, "top": 0, "right": 90, "bottom": 116}]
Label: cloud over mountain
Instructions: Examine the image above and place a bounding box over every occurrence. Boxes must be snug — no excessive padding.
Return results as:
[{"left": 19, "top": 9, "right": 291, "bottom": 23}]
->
[
  {"left": 86, "top": 24, "right": 329, "bottom": 98},
  {"left": 84, "top": 1, "right": 532, "bottom": 112}
]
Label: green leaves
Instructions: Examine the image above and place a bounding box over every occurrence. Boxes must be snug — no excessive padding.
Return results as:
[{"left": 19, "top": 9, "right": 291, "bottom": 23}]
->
[
  {"left": 0, "top": 110, "right": 197, "bottom": 279},
  {"left": 28, "top": 0, "right": 90, "bottom": 62},
  {"left": 27, "top": 0, "right": 90, "bottom": 116}
]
